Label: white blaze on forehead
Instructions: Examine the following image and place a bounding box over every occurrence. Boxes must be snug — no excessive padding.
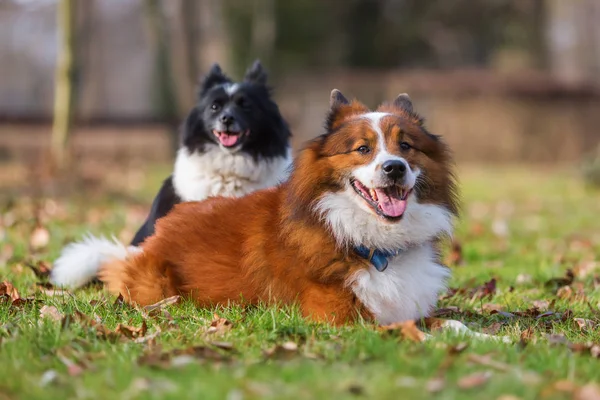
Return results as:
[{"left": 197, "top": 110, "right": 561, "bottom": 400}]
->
[
  {"left": 224, "top": 83, "right": 239, "bottom": 96},
  {"left": 353, "top": 112, "right": 417, "bottom": 188}
]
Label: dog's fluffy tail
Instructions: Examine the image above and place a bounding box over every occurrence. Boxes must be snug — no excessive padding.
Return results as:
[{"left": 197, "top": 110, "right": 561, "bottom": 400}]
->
[
  {"left": 50, "top": 235, "right": 140, "bottom": 289},
  {"left": 99, "top": 250, "right": 178, "bottom": 306}
]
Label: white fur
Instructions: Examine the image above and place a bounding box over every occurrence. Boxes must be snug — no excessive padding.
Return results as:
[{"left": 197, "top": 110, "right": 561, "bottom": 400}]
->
[
  {"left": 50, "top": 235, "right": 140, "bottom": 288},
  {"left": 315, "top": 187, "right": 452, "bottom": 250},
  {"left": 224, "top": 83, "right": 239, "bottom": 96},
  {"left": 316, "top": 186, "right": 453, "bottom": 323},
  {"left": 348, "top": 243, "right": 450, "bottom": 324},
  {"left": 51, "top": 145, "right": 292, "bottom": 289},
  {"left": 173, "top": 145, "right": 292, "bottom": 201}
]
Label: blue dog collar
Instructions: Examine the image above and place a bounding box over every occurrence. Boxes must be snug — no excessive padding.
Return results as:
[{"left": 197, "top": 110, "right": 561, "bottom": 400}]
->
[{"left": 354, "top": 245, "right": 402, "bottom": 272}]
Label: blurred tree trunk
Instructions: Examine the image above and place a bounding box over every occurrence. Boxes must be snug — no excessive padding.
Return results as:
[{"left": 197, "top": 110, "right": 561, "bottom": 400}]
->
[
  {"left": 198, "top": 0, "right": 230, "bottom": 72},
  {"left": 546, "top": 0, "right": 600, "bottom": 83},
  {"left": 51, "top": 0, "right": 77, "bottom": 169},
  {"left": 251, "top": 0, "right": 276, "bottom": 70},
  {"left": 181, "top": 0, "right": 199, "bottom": 97},
  {"left": 144, "top": 0, "right": 180, "bottom": 155}
]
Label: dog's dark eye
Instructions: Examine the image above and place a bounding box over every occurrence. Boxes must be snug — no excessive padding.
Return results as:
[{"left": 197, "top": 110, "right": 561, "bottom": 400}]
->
[
  {"left": 356, "top": 145, "right": 371, "bottom": 154},
  {"left": 400, "top": 142, "right": 411, "bottom": 151},
  {"left": 211, "top": 102, "right": 221, "bottom": 112}
]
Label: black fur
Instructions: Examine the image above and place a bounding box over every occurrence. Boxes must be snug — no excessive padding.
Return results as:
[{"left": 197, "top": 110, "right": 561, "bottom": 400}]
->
[
  {"left": 130, "top": 177, "right": 181, "bottom": 246},
  {"left": 130, "top": 60, "right": 291, "bottom": 245}
]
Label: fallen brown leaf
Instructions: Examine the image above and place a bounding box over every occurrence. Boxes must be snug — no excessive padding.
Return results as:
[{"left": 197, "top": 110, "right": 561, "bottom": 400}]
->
[
  {"left": 432, "top": 306, "right": 461, "bottom": 317},
  {"left": 467, "top": 354, "right": 511, "bottom": 372},
  {"left": 449, "top": 342, "right": 469, "bottom": 355},
  {"left": 568, "top": 342, "right": 600, "bottom": 358},
  {"left": 574, "top": 318, "right": 596, "bottom": 331},
  {"left": 36, "top": 286, "right": 72, "bottom": 297},
  {"left": 482, "top": 322, "right": 503, "bottom": 335},
  {"left": 532, "top": 300, "right": 550, "bottom": 311},
  {"left": 207, "top": 314, "right": 233, "bottom": 335},
  {"left": 426, "top": 378, "right": 445, "bottom": 393},
  {"left": 575, "top": 383, "right": 600, "bottom": 400},
  {"left": 379, "top": 320, "right": 426, "bottom": 342},
  {"left": 444, "top": 278, "right": 497, "bottom": 301},
  {"left": 115, "top": 321, "right": 148, "bottom": 340},
  {"left": 139, "top": 345, "right": 229, "bottom": 368},
  {"left": 29, "top": 225, "right": 50, "bottom": 250},
  {"left": 519, "top": 327, "right": 535, "bottom": 346},
  {"left": 263, "top": 341, "right": 299, "bottom": 360},
  {"left": 446, "top": 240, "right": 463, "bottom": 266},
  {"left": 40, "top": 305, "right": 64, "bottom": 322},
  {"left": 0, "top": 281, "right": 20, "bottom": 302},
  {"left": 25, "top": 260, "right": 52, "bottom": 279},
  {"left": 545, "top": 269, "right": 574, "bottom": 288},
  {"left": 457, "top": 371, "right": 492, "bottom": 389},
  {"left": 57, "top": 354, "right": 85, "bottom": 377},
  {"left": 573, "top": 261, "right": 597, "bottom": 278},
  {"left": 210, "top": 341, "right": 235, "bottom": 351},
  {"left": 144, "top": 295, "right": 181, "bottom": 316},
  {"left": 481, "top": 303, "right": 503, "bottom": 313}
]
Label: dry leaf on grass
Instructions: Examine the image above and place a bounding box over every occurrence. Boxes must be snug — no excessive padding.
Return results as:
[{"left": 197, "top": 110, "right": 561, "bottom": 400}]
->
[
  {"left": 574, "top": 318, "right": 596, "bottom": 331},
  {"left": 379, "top": 320, "right": 426, "bottom": 342},
  {"left": 206, "top": 314, "right": 233, "bottom": 335},
  {"left": 263, "top": 341, "right": 299, "bottom": 360},
  {"left": 29, "top": 225, "right": 50, "bottom": 250},
  {"left": 443, "top": 278, "right": 497, "bottom": 301},
  {"left": 482, "top": 322, "right": 504, "bottom": 335},
  {"left": 426, "top": 378, "right": 446, "bottom": 393},
  {"left": 40, "top": 305, "right": 64, "bottom": 322},
  {"left": 568, "top": 342, "right": 600, "bottom": 358},
  {"left": 432, "top": 306, "right": 462, "bottom": 317},
  {"left": 57, "top": 354, "right": 85, "bottom": 377},
  {"left": 143, "top": 295, "right": 181, "bottom": 316},
  {"left": 0, "top": 281, "right": 20, "bottom": 302},
  {"left": 36, "top": 286, "right": 72, "bottom": 297},
  {"left": 466, "top": 354, "right": 511, "bottom": 372},
  {"left": 545, "top": 269, "right": 574, "bottom": 289},
  {"left": 575, "top": 383, "right": 600, "bottom": 400},
  {"left": 532, "top": 300, "right": 551, "bottom": 311},
  {"left": 115, "top": 321, "right": 148, "bottom": 340},
  {"left": 457, "top": 371, "right": 492, "bottom": 389},
  {"left": 446, "top": 240, "right": 463, "bottom": 266},
  {"left": 25, "top": 260, "right": 52, "bottom": 279},
  {"left": 139, "top": 345, "right": 229, "bottom": 368},
  {"left": 481, "top": 303, "right": 504, "bottom": 313}
]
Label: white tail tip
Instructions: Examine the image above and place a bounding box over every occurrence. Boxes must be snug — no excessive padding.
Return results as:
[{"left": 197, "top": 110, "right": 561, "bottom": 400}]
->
[{"left": 50, "top": 234, "right": 139, "bottom": 289}]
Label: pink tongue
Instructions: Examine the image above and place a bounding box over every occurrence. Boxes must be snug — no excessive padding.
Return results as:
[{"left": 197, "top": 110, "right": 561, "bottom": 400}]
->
[
  {"left": 218, "top": 133, "right": 240, "bottom": 147},
  {"left": 374, "top": 189, "right": 407, "bottom": 217}
]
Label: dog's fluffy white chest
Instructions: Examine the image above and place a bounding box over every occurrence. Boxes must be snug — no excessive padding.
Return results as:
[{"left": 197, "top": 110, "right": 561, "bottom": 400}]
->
[
  {"left": 348, "top": 243, "right": 449, "bottom": 325},
  {"left": 173, "top": 145, "right": 291, "bottom": 201}
]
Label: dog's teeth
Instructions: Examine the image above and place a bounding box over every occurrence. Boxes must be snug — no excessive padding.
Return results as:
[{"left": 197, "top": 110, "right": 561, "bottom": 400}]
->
[{"left": 369, "top": 189, "right": 378, "bottom": 201}]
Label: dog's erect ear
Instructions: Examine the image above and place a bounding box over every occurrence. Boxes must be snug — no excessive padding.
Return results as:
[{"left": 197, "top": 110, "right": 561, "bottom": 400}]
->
[
  {"left": 244, "top": 60, "right": 268, "bottom": 85},
  {"left": 329, "top": 89, "right": 350, "bottom": 109},
  {"left": 393, "top": 93, "right": 413, "bottom": 113},
  {"left": 199, "top": 63, "right": 230, "bottom": 96}
]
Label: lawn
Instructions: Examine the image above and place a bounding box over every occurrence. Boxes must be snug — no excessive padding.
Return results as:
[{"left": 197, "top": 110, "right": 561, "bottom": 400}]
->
[{"left": 1, "top": 163, "right": 600, "bottom": 400}]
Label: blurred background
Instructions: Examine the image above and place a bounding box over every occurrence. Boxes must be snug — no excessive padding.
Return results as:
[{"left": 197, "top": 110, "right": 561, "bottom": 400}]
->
[{"left": 1, "top": 0, "right": 600, "bottom": 192}]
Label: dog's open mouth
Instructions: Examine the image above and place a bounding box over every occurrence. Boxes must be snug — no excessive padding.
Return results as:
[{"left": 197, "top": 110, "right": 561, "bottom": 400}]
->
[
  {"left": 213, "top": 130, "right": 249, "bottom": 148},
  {"left": 351, "top": 179, "right": 412, "bottom": 220}
]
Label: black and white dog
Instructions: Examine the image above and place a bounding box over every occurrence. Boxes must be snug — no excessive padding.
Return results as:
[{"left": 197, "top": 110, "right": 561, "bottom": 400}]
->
[{"left": 51, "top": 61, "right": 292, "bottom": 288}]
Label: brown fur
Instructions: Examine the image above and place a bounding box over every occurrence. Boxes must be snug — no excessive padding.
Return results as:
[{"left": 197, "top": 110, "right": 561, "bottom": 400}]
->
[{"left": 99, "top": 94, "right": 457, "bottom": 325}]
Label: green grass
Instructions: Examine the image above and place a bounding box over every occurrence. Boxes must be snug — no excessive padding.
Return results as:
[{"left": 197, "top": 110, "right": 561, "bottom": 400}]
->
[{"left": 1, "top": 164, "right": 600, "bottom": 400}]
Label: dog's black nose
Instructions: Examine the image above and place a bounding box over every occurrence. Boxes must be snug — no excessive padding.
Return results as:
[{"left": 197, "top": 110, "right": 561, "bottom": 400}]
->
[
  {"left": 382, "top": 160, "right": 407, "bottom": 180},
  {"left": 220, "top": 114, "right": 234, "bottom": 125}
]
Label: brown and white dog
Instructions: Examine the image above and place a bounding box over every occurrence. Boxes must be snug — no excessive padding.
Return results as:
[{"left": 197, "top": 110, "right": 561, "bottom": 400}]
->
[{"left": 99, "top": 90, "right": 459, "bottom": 325}]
